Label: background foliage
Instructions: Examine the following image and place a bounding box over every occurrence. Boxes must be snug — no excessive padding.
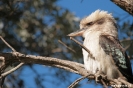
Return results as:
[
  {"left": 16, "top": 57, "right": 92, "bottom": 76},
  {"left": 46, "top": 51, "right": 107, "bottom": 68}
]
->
[{"left": 0, "top": 0, "right": 132, "bottom": 88}]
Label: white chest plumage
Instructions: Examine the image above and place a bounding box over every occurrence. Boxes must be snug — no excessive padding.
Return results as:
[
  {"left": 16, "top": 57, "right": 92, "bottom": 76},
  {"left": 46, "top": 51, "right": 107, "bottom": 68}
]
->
[
  {"left": 82, "top": 32, "right": 101, "bottom": 74},
  {"left": 82, "top": 32, "right": 123, "bottom": 79}
]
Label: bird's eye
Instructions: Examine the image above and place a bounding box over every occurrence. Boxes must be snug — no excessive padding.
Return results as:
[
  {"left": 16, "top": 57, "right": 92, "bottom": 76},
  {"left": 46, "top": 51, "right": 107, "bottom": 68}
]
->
[{"left": 86, "top": 22, "right": 93, "bottom": 26}]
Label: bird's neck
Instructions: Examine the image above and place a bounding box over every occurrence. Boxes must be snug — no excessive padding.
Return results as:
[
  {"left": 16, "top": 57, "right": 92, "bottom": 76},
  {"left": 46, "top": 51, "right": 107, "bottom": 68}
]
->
[{"left": 83, "top": 30, "right": 101, "bottom": 38}]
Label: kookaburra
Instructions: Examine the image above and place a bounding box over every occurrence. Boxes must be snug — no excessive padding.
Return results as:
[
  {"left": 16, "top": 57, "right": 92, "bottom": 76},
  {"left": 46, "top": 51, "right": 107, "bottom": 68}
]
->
[{"left": 68, "top": 10, "right": 133, "bottom": 83}]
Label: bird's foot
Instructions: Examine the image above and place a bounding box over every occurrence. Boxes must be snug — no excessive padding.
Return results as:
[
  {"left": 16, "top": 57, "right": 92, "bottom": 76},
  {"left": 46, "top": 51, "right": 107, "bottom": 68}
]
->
[
  {"left": 118, "top": 77, "right": 127, "bottom": 81},
  {"left": 95, "top": 70, "right": 107, "bottom": 83}
]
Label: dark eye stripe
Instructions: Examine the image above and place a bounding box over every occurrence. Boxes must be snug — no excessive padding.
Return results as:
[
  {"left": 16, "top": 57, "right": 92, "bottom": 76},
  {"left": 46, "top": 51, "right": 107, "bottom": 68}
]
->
[
  {"left": 86, "top": 22, "right": 93, "bottom": 26},
  {"left": 85, "top": 18, "right": 105, "bottom": 26}
]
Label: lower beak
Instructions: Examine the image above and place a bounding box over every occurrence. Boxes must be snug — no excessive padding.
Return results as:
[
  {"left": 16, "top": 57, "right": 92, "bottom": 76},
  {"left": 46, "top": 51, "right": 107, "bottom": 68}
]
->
[{"left": 67, "top": 28, "right": 86, "bottom": 37}]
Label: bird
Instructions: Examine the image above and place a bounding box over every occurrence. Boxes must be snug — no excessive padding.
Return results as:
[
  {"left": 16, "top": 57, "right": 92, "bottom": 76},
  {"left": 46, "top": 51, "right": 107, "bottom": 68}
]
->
[{"left": 68, "top": 10, "right": 133, "bottom": 83}]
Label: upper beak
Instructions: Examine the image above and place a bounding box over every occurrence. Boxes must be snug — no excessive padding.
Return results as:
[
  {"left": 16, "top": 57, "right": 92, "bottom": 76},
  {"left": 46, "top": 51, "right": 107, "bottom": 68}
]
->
[{"left": 67, "top": 28, "right": 86, "bottom": 37}]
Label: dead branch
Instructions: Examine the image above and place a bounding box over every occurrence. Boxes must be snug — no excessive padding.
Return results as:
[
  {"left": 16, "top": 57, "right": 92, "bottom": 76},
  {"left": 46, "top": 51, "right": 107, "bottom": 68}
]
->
[
  {"left": 0, "top": 36, "right": 24, "bottom": 76},
  {"left": 1, "top": 63, "right": 24, "bottom": 77},
  {"left": 68, "top": 74, "right": 91, "bottom": 88},
  {"left": 0, "top": 36, "right": 133, "bottom": 88},
  {"left": 0, "top": 36, "right": 16, "bottom": 52},
  {"left": 70, "top": 37, "right": 95, "bottom": 60},
  {"left": 0, "top": 36, "right": 24, "bottom": 88},
  {"left": 0, "top": 52, "right": 133, "bottom": 88},
  {"left": 58, "top": 40, "right": 76, "bottom": 53},
  {"left": 111, "top": 0, "right": 133, "bottom": 15}
]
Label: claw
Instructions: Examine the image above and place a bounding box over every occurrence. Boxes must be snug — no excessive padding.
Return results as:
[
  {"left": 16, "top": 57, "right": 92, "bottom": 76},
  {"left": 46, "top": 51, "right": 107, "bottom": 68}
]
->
[{"left": 95, "top": 70, "right": 107, "bottom": 83}]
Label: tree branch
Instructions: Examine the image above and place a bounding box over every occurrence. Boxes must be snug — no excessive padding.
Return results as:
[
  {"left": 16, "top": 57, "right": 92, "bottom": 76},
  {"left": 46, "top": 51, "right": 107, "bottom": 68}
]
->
[
  {"left": 0, "top": 36, "right": 133, "bottom": 88},
  {"left": 0, "top": 52, "right": 133, "bottom": 87},
  {"left": 0, "top": 36, "right": 16, "bottom": 52},
  {"left": 1, "top": 63, "right": 24, "bottom": 77},
  {"left": 111, "top": 0, "right": 133, "bottom": 15},
  {"left": 0, "top": 52, "right": 86, "bottom": 75},
  {"left": 68, "top": 74, "right": 91, "bottom": 88},
  {"left": 70, "top": 37, "right": 95, "bottom": 60}
]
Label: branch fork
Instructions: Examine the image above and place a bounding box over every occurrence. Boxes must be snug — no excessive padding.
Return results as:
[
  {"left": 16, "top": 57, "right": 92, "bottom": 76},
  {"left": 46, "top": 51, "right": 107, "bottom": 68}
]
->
[{"left": 0, "top": 36, "right": 133, "bottom": 88}]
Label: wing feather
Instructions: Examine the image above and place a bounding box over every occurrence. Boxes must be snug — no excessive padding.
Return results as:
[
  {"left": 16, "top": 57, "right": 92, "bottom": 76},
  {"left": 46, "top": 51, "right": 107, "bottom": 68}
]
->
[{"left": 99, "top": 35, "right": 133, "bottom": 83}]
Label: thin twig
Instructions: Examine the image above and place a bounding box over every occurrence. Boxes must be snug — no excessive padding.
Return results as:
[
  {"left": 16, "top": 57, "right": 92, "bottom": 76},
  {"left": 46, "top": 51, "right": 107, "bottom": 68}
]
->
[
  {"left": 81, "top": 0, "right": 83, "bottom": 3},
  {"left": 0, "top": 36, "right": 24, "bottom": 76},
  {"left": 124, "top": 41, "right": 132, "bottom": 51},
  {"left": 101, "top": 79, "right": 108, "bottom": 88},
  {"left": 68, "top": 75, "right": 90, "bottom": 88},
  {"left": 0, "top": 36, "right": 16, "bottom": 52},
  {"left": 1, "top": 63, "right": 24, "bottom": 77},
  {"left": 58, "top": 40, "right": 76, "bottom": 53},
  {"left": 69, "top": 37, "right": 95, "bottom": 60}
]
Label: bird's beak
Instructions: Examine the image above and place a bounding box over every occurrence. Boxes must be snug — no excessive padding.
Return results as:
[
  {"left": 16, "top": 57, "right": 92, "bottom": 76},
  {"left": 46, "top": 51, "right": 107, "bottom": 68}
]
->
[{"left": 67, "top": 28, "right": 86, "bottom": 37}]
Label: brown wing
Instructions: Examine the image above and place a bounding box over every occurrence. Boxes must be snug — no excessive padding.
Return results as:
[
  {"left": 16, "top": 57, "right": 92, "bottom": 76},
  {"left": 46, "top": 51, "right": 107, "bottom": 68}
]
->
[{"left": 99, "top": 35, "right": 133, "bottom": 83}]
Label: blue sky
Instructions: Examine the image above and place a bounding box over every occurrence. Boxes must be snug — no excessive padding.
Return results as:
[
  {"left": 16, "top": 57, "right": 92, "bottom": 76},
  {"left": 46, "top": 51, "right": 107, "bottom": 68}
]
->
[
  {"left": 57, "top": 0, "right": 132, "bottom": 20},
  {"left": 20, "top": 0, "right": 133, "bottom": 88},
  {"left": 57, "top": 0, "right": 132, "bottom": 39}
]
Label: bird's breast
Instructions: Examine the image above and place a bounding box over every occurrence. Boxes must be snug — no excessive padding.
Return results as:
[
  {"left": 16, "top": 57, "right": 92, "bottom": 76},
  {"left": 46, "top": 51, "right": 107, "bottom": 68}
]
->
[
  {"left": 82, "top": 33, "right": 101, "bottom": 73},
  {"left": 82, "top": 33, "right": 122, "bottom": 79},
  {"left": 83, "top": 33, "right": 101, "bottom": 60}
]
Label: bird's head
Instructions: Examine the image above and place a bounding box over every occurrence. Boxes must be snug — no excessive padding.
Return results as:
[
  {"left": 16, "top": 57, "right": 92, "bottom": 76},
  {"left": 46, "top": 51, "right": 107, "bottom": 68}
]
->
[{"left": 68, "top": 10, "right": 118, "bottom": 38}]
